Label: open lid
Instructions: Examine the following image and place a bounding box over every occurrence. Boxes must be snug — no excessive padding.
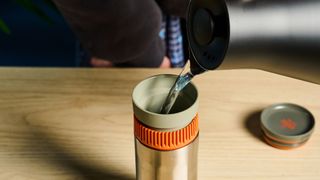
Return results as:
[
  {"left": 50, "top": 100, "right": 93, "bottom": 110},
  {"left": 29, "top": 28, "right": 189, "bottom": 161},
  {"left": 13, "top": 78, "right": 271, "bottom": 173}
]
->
[
  {"left": 260, "top": 103, "right": 315, "bottom": 150},
  {"left": 187, "top": 0, "right": 230, "bottom": 73}
]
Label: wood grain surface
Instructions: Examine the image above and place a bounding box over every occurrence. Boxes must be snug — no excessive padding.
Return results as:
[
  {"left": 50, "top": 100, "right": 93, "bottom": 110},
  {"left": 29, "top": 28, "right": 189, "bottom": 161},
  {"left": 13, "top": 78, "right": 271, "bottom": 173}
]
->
[{"left": 0, "top": 67, "right": 319, "bottom": 180}]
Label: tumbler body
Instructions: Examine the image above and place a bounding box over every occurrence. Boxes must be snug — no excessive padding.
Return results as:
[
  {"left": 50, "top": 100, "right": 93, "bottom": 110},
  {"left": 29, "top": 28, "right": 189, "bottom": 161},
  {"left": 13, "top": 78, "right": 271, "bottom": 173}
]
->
[{"left": 132, "top": 74, "right": 199, "bottom": 180}]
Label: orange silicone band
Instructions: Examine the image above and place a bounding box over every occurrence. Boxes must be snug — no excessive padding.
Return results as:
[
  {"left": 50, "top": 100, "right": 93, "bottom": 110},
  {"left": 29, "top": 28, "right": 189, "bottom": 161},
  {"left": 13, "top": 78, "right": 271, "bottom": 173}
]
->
[
  {"left": 134, "top": 114, "right": 199, "bottom": 151},
  {"left": 261, "top": 129, "right": 305, "bottom": 144},
  {"left": 263, "top": 135, "right": 306, "bottom": 150}
]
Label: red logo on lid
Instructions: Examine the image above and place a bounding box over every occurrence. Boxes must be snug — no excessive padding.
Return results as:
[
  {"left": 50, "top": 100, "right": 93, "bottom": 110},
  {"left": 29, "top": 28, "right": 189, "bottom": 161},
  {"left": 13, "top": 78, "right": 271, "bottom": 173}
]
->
[{"left": 280, "top": 118, "right": 296, "bottom": 130}]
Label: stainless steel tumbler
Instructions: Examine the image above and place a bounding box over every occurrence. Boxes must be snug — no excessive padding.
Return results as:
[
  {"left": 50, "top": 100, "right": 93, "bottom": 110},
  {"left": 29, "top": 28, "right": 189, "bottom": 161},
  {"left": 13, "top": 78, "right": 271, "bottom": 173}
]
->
[{"left": 132, "top": 74, "right": 199, "bottom": 180}]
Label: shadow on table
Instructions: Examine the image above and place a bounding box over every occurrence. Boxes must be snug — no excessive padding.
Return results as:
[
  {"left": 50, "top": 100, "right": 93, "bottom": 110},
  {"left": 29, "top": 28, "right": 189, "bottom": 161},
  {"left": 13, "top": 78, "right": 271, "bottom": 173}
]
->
[
  {"left": 243, "top": 109, "right": 266, "bottom": 144},
  {"left": 36, "top": 133, "right": 134, "bottom": 180},
  {"left": 27, "top": 128, "right": 135, "bottom": 180}
]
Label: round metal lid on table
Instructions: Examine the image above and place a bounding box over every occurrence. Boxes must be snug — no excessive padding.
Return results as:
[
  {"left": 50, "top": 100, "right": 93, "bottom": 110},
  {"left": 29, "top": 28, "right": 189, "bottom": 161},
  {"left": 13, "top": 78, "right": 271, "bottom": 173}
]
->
[{"left": 261, "top": 103, "right": 315, "bottom": 150}]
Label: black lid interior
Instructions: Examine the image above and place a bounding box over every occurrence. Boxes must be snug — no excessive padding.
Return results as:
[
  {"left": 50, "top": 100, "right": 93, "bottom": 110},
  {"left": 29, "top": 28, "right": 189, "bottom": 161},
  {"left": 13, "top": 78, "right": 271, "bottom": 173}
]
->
[{"left": 187, "top": 0, "right": 230, "bottom": 71}]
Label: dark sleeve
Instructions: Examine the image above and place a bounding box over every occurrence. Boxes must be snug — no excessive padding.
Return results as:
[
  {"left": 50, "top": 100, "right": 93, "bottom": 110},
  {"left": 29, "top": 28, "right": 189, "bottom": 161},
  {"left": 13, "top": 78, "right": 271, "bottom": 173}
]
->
[
  {"left": 156, "top": 0, "right": 190, "bottom": 18},
  {"left": 52, "top": 0, "right": 165, "bottom": 67}
]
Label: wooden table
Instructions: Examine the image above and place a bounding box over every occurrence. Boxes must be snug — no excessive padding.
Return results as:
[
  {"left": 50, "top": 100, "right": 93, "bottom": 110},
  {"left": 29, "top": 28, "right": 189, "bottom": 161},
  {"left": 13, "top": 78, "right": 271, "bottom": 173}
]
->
[{"left": 0, "top": 67, "right": 319, "bottom": 180}]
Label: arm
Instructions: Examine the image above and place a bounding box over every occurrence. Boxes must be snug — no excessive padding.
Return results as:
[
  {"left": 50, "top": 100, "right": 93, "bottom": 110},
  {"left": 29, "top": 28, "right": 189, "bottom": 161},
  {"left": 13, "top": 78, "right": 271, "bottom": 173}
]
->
[{"left": 52, "top": 0, "right": 165, "bottom": 67}]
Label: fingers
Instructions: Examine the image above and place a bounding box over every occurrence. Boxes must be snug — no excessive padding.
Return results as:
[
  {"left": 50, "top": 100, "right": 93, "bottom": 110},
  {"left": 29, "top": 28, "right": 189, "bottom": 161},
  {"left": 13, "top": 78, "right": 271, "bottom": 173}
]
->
[{"left": 159, "top": 56, "right": 171, "bottom": 68}]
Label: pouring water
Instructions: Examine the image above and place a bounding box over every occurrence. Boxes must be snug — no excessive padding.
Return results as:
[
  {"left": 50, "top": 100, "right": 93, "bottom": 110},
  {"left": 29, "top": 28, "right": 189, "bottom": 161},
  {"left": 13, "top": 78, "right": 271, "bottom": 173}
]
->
[{"left": 160, "top": 60, "right": 204, "bottom": 114}]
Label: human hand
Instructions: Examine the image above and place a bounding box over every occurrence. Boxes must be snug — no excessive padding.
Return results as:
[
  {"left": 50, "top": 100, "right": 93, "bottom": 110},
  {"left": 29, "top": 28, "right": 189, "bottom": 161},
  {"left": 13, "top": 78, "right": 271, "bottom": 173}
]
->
[
  {"left": 90, "top": 57, "right": 113, "bottom": 67},
  {"left": 90, "top": 56, "right": 170, "bottom": 68},
  {"left": 159, "top": 56, "right": 171, "bottom": 68}
]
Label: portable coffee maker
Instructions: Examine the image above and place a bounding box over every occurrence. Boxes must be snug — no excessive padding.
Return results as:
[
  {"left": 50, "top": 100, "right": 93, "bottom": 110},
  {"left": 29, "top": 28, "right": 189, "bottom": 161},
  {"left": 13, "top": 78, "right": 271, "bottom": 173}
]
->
[
  {"left": 133, "top": 75, "right": 199, "bottom": 180},
  {"left": 188, "top": 0, "right": 320, "bottom": 84}
]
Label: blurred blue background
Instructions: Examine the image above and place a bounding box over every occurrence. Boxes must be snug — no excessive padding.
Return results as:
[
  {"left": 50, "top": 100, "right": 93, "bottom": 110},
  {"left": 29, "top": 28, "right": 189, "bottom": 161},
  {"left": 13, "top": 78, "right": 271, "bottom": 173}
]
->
[{"left": 0, "top": 0, "right": 83, "bottom": 67}]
